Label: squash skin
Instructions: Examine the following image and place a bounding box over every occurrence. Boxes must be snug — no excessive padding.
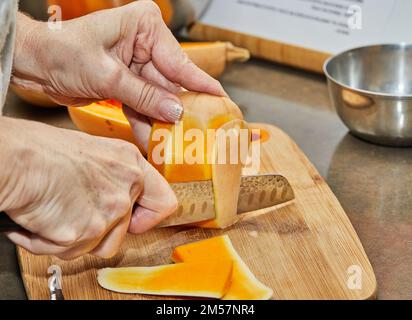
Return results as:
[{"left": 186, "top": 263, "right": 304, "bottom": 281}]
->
[
  {"left": 97, "top": 261, "right": 233, "bottom": 298},
  {"left": 172, "top": 236, "right": 273, "bottom": 300},
  {"left": 12, "top": 85, "right": 59, "bottom": 108},
  {"left": 182, "top": 42, "right": 250, "bottom": 78}
]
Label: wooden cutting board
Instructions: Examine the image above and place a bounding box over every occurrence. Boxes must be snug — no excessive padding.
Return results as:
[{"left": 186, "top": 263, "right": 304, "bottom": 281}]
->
[{"left": 17, "top": 124, "right": 377, "bottom": 300}]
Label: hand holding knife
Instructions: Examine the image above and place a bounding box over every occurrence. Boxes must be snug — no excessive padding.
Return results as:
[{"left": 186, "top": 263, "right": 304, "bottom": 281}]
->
[{"left": 0, "top": 174, "right": 294, "bottom": 231}]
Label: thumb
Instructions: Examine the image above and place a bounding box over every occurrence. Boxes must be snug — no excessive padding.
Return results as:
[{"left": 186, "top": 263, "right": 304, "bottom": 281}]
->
[
  {"left": 128, "top": 154, "right": 178, "bottom": 234},
  {"left": 114, "top": 67, "right": 183, "bottom": 123}
]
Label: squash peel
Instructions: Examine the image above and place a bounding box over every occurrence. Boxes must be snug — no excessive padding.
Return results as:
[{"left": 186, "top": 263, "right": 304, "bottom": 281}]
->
[
  {"left": 172, "top": 235, "right": 273, "bottom": 300},
  {"left": 97, "top": 261, "right": 233, "bottom": 299}
]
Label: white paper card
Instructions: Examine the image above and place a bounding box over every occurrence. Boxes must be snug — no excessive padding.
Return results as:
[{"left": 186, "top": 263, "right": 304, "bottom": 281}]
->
[{"left": 196, "top": 0, "right": 412, "bottom": 54}]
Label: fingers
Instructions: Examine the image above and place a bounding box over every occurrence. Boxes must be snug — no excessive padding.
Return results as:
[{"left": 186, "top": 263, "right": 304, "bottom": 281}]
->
[
  {"left": 131, "top": 61, "right": 181, "bottom": 94},
  {"left": 7, "top": 231, "right": 68, "bottom": 256},
  {"left": 91, "top": 210, "right": 131, "bottom": 259},
  {"left": 151, "top": 19, "right": 227, "bottom": 97},
  {"left": 123, "top": 106, "right": 152, "bottom": 154},
  {"left": 45, "top": 92, "right": 98, "bottom": 108},
  {"left": 113, "top": 66, "right": 184, "bottom": 123},
  {"left": 8, "top": 215, "right": 131, "bottom": 260},
  {"left": 129, "top": 207, "right": 164, "bottom": 234},
  {"left": 7, "top": 229, "right": 103, "bottom": 259},
  {"left": 129, "top": 156, "right": 178, "bottom": 234}
]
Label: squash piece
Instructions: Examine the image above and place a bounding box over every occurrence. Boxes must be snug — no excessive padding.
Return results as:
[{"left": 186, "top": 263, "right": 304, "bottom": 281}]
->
[
  {"left": 148, "top": 114, "right": 211, "bottom": 183},
  {"left": 11, "top": 85, "right": 59, "bottom": 108},
  {"left": 148, "top": 92, "right": 245, "bottom": 228},
  {"left": 68, "top": 100, "right": 137, "bottom": 146},
  {"left": 97, "top": 261, "right": 233, "bottom": 298},
  {"left": 172, "top": 236, "right": 273, "bottom": 300},
  {"left": 148, "top": 92, "right": 243, "bottom": 183}
]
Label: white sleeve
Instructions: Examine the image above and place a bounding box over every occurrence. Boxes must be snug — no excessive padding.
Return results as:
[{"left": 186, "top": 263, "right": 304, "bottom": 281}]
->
[{"left": 0, "top": 0, "right": 17, "bottom": 113}]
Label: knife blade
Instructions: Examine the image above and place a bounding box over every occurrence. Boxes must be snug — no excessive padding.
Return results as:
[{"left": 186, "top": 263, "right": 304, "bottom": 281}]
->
[
  {"left": 158, "top": 174, "right": 295, "bottom": 227},
  {"left": 0, "top": 174, "right": 294, "bottom": 232}
]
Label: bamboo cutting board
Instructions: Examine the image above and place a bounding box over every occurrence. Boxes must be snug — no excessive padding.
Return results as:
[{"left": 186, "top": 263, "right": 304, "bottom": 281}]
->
[{"left": 17, "top": 124, "right": 377, "bottom": 300}]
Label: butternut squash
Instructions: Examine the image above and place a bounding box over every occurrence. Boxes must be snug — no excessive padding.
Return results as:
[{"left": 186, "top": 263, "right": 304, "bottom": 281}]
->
[
  {"left": 47, "top": 0, "right": 182, "bottom": 29},
  {"left": 97, "top": 261, "right": 233, "bottom": 298},
  {"left": 47, "top": 0, "right": 134, "bottom": 20},
  {"left": 11, "top": 85, "right": 59, "bottom": 108},
  {"left": 148, "top": 92, "right": 245, "bottom": 228},
  {"left": 181, "top": 42, "right": 250, "bottom": 78},
  {"left": 172, "top": 236, "right": 273, "bottom": 300}
]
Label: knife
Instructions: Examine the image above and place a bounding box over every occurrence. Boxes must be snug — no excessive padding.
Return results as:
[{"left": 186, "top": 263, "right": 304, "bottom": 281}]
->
[
  {"left": 0, "top": 174, "right": 294, "bottom": 231},
  {"left": 158, "top": 174, "right": 294, "bottom": 227}
]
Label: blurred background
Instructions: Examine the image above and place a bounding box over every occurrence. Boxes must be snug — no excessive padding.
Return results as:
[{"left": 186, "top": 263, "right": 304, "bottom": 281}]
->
[{"left": 19, "top": 0, "right": 198, "bottom": 32}]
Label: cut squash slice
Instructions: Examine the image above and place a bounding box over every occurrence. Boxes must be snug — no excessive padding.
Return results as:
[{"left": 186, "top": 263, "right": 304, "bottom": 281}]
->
[
  {"left": 172, "top": 236, "right": 273, "bottom": 300},
  {"left": 97, "top": 261, "right": 233, "bottom": 299}
]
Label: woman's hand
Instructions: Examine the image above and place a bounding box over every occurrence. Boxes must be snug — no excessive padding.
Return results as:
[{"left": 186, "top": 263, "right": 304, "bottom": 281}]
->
[
  {"left": 0, "top": 117, "right": 177, "bottom": 260},
  {"left": 13, "top": 1, "right": 225, "bottom": 149}
]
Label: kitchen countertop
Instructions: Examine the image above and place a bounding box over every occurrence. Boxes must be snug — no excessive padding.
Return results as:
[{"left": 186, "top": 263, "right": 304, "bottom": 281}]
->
[{"left": 1, "top": 59, "right": 412, "bottom": 300}]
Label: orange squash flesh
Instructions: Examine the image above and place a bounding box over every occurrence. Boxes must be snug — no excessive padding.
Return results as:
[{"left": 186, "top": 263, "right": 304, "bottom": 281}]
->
[
  {"left": 68, "top": 100, "right": 135, "bottom": 144},
  {"left": 172, "top": 236, "right": 273, "bottom": 300},
  {"left": 97, "top": 261, "right": 233, "bottom": 298},
  {"left": 148, "top": 115, "right": 212, "bottom": 183}
]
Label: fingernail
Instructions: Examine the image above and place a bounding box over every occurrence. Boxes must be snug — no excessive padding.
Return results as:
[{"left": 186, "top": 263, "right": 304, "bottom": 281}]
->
[{"left": 160, "top": 99, "right": 184, "bottom": 122}]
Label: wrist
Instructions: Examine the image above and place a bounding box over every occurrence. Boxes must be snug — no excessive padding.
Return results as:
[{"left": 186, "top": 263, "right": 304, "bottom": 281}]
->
[
  {"left": 0, "top": 117, "right": 23, "bottom": 212},
  {"left": 0, "top": 117, "right": 39, "bottom": 214},
  {"left": 12, "top": 13, "right": 53, "bottom": 89}
]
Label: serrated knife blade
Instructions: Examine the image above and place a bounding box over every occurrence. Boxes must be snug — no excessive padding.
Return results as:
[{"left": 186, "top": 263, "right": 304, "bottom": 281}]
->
[{"left": 158, "top": 174, "right": 295, "bottom": 227}]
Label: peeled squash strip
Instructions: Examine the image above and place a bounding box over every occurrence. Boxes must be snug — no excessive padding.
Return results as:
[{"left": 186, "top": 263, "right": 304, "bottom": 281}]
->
[
  {"left": 196, "top": 119, "right": 244, "bottom": 228},
  {"left": 172, "top": 236, "right": 273, "bottom": 300},
  {"left": 97, "top": 261, "right": 233, "bottom": 298}
]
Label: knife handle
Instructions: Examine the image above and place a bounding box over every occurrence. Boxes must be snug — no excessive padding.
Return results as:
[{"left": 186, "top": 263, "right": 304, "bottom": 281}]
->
[
  {"left": 0, "top": 212, "right": 24, "bottom": 232},
  {"left": 50, "top": 288, "right": 65, "bottom": 301}
]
